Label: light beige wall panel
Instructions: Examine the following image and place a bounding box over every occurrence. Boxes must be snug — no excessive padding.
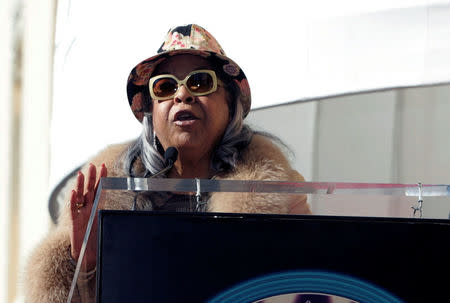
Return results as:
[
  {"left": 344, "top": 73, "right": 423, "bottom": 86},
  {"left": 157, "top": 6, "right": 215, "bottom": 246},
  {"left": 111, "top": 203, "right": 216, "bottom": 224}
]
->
[
  {"left": 313, "top": 91, "right": 397, "bottom": 183},
  {"left": 397, "top": 85, "right": 450, "bottom": 184},
  {"left": 247, "top": 102, "right": 317, "bottom": 181}
]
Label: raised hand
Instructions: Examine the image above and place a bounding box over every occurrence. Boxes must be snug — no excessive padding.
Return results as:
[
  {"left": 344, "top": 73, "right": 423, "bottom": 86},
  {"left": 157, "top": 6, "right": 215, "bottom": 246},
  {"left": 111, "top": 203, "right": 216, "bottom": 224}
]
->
[{"left": 69, "top": 163, "right": 107, "bottom": 271}]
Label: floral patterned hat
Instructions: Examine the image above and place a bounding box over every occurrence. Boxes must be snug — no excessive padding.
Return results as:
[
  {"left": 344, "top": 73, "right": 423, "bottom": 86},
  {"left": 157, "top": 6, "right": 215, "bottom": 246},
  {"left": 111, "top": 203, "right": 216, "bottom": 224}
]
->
[{"left": 127, "top": 24, "right": 251, "bottom": 122}]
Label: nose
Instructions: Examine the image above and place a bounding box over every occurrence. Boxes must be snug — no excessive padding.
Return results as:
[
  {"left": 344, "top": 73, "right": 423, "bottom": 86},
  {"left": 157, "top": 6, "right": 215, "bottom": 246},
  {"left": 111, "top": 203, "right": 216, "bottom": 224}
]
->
[{"left": 174, "top": 85, "right": 194, "bottom": 104}]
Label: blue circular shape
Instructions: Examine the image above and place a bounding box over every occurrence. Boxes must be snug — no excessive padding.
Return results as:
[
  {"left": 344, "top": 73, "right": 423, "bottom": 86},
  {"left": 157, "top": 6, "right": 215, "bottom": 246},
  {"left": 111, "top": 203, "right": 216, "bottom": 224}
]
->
[{"left": 207, "top": 271, "right": 404, "bottom": 303}]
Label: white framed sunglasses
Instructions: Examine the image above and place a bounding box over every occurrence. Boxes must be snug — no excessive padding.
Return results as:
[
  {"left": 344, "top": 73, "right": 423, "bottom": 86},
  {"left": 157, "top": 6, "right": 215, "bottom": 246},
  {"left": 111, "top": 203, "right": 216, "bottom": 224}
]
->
[{"left": 149, "top": 69, "right": 224, "bottom": 100}]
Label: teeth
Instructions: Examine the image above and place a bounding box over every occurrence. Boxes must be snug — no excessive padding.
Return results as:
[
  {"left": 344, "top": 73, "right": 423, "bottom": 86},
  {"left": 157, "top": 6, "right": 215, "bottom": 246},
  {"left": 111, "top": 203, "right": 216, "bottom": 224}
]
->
[{"left": 177, "top": 113, "right": 195, "bottom": 120}]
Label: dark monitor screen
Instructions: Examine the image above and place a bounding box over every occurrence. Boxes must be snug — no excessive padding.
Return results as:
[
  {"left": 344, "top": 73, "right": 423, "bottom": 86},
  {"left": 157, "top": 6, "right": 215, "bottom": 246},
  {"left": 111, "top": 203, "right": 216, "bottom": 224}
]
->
[{"left": 97, "top": 211, "right": 450, "bottom": 303}]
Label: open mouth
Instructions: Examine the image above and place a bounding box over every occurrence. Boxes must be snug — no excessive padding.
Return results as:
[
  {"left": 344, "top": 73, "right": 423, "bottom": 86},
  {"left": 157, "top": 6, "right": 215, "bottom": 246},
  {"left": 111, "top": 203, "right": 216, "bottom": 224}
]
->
[{"left": 173, "top": 110, "right": 199, "bottom": 125}]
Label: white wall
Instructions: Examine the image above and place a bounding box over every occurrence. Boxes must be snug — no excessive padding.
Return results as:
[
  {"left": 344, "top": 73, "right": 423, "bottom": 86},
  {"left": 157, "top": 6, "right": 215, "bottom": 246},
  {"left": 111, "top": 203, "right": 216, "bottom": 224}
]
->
[{"left": 307, "top": 5, "right": 450, "bottom": 97}]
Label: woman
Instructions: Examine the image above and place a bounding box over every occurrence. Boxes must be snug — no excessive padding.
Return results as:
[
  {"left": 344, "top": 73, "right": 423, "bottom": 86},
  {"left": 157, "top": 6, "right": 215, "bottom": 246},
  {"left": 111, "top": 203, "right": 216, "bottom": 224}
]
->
[{"left": 24, "top": 24, "right": 310, "bottom": 303}]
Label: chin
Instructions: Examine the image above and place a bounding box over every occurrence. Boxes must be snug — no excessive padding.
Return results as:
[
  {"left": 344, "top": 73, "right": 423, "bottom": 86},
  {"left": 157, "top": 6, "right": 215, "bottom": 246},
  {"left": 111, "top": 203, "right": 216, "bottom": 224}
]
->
[
  {"left": 174, "top": 141, "right": 204, "bottom": 151},
  {"left": 171, "top": 136, "right": 203, "bottom": 150},
  {"left": 167, "top": 132, "right": 217, "bottom": 155}
]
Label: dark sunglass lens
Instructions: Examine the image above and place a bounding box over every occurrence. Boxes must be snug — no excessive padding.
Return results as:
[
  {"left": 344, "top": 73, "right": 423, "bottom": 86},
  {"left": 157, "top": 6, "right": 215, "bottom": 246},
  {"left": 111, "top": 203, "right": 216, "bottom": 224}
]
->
[
  {"left": 187, "top": 72, "right": 214, "bottom": 93},
  {"left": 153, "top": 78, "right": 177, "bottom": 98}
]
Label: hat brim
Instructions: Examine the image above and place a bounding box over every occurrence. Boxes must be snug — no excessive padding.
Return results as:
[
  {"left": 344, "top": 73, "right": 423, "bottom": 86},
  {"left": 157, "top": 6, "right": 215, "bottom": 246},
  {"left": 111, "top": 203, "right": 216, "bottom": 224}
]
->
[{"left": 127, "top": 49, "right": 251, "bottom": 122}]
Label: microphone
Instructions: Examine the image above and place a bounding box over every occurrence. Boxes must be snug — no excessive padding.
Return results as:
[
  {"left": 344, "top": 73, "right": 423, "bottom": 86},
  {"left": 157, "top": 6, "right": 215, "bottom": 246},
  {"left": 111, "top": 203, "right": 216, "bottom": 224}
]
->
[
  {"left": 133, "top": 147, "right": 178, "bottom": 210},
  {"left": 150, "top": 147, "right": 178, "bottom": 178},
  {"left": 163, "top": 147, "right": 178, "bottom": 167}
]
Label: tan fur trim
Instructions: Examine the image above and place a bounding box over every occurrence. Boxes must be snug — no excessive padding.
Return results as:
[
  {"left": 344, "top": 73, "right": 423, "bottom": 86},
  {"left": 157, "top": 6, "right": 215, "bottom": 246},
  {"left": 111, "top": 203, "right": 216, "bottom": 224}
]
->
[
  {"left": 208, "top": 135, "right": 310, "bottom": 214},
  {"left": 24, "top": 229, "right": 76, "bottom": 302}
]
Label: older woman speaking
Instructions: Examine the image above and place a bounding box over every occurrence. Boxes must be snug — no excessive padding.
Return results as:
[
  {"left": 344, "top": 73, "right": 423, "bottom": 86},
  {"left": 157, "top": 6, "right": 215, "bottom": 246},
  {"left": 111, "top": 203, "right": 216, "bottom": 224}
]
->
[{"left": 24, "top": 24, "right": 310, "bottom": 303}]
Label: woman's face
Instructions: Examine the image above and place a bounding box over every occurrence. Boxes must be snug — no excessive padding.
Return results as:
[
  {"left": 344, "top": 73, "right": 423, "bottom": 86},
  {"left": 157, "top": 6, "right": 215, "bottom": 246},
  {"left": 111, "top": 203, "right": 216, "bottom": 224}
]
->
[{"left": 151, "top": 54, "right": 230, "bottom": 159}]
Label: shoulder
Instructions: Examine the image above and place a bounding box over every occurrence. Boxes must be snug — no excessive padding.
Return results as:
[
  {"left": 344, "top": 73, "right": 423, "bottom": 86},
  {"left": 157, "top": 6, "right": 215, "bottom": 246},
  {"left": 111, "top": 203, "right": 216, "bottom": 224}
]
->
[
  {"left": 241, "top": 134, "right": 291, "bottom": 168},
  {"left": 209, "top": 133, "right": 309, "bottom": 213},
  {"left": 224, "top": 133, "right": 305, "bottom": 182}
]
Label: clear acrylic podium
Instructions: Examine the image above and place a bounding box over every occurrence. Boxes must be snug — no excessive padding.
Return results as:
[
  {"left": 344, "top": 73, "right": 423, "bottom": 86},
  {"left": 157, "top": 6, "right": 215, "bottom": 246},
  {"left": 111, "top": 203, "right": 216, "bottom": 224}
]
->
[{"left": 68, "top": 178, "right": 450, "bottom": 303}]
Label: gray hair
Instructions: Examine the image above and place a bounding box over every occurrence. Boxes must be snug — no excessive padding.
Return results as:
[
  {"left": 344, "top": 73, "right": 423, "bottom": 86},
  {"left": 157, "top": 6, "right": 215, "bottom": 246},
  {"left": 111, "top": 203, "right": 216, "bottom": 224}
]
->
[{"left": 123, "top": 81, "right": 254, "bottom": 177}]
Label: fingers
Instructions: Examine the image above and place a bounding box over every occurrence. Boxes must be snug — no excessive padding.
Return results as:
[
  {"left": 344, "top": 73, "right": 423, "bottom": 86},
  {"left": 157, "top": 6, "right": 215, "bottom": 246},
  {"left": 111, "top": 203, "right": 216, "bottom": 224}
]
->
[
  {"left": 85, "top": 164, "right": 97, "bottom": 204},
  {"left": 84, "top": 163, "right": 107, "bottom": 207},
  {"left": 76, "top": 171, "right": 85, "bottom": 205},
  {"left": 100, "top": 163, "right": 107, "bottom": 178},
  {"left": 69, "top": 164, "right": 106, "bottom": 265},
  {"left": 72, "top": 163, "right": 107, "bottom": 211},
  {"left": 86, "top": 164, "right": 97, "bottom": 193},
  {"left": 98, "top": 163, "right": 107, "bottom": 185},
  {"left": 94, "top": 163, "right": 107, "bottom": 191},
  {"left": 69, "top": 189, "right": 77, "bottom": 217}
]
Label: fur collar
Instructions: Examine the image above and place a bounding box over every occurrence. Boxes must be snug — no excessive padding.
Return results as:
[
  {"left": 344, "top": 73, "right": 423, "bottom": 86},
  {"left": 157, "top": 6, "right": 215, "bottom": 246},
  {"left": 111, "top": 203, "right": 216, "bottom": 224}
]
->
[{"left": 81, "top": 134, "right": 308, "bottom": 213}]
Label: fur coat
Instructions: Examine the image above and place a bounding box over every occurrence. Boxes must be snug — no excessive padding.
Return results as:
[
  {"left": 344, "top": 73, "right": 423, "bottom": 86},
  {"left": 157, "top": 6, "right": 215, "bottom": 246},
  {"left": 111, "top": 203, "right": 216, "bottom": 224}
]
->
[{"left": 24, "top": 134, "right": 310, "bottom": 303}]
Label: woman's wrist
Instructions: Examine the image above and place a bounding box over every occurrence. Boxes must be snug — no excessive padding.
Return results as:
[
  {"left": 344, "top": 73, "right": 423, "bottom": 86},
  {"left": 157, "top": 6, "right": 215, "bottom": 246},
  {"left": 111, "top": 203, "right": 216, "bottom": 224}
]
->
[{"left": 68, "top": 245, "right": 97, "bottom": 274}]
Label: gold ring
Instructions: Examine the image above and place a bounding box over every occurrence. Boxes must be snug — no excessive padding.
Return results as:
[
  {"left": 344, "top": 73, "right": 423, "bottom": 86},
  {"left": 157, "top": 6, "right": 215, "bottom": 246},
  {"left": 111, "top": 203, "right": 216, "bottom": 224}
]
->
[{"left": 76, "top": 202, "right": 84, "bottom": 209}]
